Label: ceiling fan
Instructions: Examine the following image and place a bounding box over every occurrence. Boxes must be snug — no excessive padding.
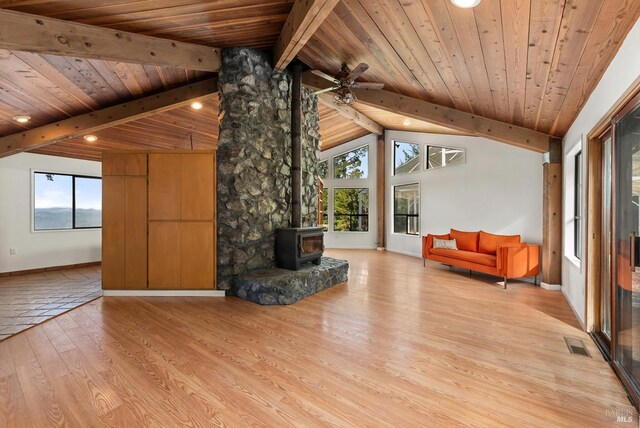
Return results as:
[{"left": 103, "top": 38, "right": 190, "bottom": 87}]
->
[{"left": 311, "top": 62, "right": 384, "bottom": 106}]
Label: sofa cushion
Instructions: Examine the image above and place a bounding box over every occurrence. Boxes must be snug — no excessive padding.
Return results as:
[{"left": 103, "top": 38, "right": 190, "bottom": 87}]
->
[
  {"left": 450, "top": 229, "right": 479, "bottom": 252},
  {"left": 478, "top": 231, "right": 521, "bottom": 255},
  {"left": 433, "top": 238, "right": 457, "bottom": 250},
  {"left": 430, "top": 248, "right": 496, "bottom": 267}
]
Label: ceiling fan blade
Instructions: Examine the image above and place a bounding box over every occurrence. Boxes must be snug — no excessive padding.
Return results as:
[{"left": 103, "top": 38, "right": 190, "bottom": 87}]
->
[
  {"left": 352, "top": 82, "right": 384, "bottom": 89},
  {"left": 348, "top": 63, "right": 369, "bottom": 80},
  {"left": 313, "top": 86, "right": 339, "bottom": 95},
  {"left": 310, "top": 69, "right": 340, "bottom": 84}
]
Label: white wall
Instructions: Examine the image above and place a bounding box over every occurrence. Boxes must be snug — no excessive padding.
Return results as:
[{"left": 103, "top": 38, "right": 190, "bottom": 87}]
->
[
  {"left": 385, "top": 131, "right": 543, "bottom": 258},
  {"left": 561, "top": 17, "right": 640, "bottom": 326},
  {"left": 320, "top": 134, "right": 378, "bottom": 249},
  {"left": 0, "top": 153, "right": 102, "bottom": 273}
]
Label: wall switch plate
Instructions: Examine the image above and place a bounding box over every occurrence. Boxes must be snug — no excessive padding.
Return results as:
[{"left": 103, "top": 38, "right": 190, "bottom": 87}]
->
[{"left": 9, "top": 248, "right": 16, "bottom": 255}]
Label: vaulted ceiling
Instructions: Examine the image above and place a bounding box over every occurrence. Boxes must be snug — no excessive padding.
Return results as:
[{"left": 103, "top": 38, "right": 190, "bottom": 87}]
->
[{"left": 0, "top": 0, "right": 638, "bottom": 160}]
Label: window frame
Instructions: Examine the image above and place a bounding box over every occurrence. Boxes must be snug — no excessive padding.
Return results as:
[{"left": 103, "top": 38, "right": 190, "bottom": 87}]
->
[
  {"left": 393, "top": 182, "right": 420, "bottom": 236},
  {"left": 332, "top": 187, "right": 370, "bottom": 233},
  {"left": 332, "top": 144, "right": 370, "bottom": 180},
  {"left": 574, "top": 151, "right": 582, "bottom": 259},
  {"left": 425, "top": 145, "right": 466, "bottom": 170},
  {"left": 393, "top": 141, "right": 421, "bottom": 176},
  {"left": 32, "top": 170, "right": 102, "bottom": 232}
]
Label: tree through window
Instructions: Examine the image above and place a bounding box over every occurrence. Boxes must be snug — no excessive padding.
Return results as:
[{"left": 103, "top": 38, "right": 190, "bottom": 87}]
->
[
  {"left": 333, "top": 146, "right": 369, "bottom": 179},
  {"left": 333, "top": 188, "right": 369, "bottom": 232}
]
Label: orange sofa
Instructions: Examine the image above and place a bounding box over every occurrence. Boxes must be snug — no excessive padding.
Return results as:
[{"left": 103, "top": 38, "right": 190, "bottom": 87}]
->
[{"left": 422, "top": 229, "right": 540, "bottom": 288}]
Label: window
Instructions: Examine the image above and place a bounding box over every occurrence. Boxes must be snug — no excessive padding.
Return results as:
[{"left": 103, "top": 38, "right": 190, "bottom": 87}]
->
[
  {"left": 318, "top": 160, "right": 328, "bottom": 179},
  {"left": 426, "top": 145, "right": 465, "bottom": 169},
  {"left": 394, "top": 183, "right": 420, "bottom": 235},
  {"left": 322, "top": 188, "right": 328, "bottom": 231},
  {"left": 34, "top": 172, "right": 102, "bottom": 230},
  {"left": 394, "top": 141, "right": 420, "bottom": 175},
  {"left": 574, "top": 151, "right": 582, "bottom": 259},
  {"left": 333, "top": 188, "right": 369, "bottom": 232},
  {"left": 333, "top": 145, "right": 368, "bottom": 179}
]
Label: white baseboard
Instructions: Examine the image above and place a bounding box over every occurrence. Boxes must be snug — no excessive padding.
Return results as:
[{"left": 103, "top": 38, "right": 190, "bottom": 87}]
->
[
  {"left": 540, "top": 282, "right": 562, "bottom": 291},
  {"left": 103, "top": 289, "right": 226, "bottom": 297},
  {"left": 386, "top": 248, "right": 422, "bottom": 258}
]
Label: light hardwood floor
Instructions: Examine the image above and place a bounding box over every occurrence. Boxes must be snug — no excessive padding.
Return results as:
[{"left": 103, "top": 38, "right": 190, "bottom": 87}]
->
[{"left": 0, "top": 249, "right": 636, "bottom": 427}]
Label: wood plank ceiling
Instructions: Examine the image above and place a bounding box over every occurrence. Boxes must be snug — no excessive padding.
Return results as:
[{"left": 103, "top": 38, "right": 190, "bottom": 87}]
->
[
  {"left": 298, "top": 0, "right": 640, "bottom": 136},
  {"left": 0, "top": 0, "right": 638, "bottom": 159},
  {"left": 31, "top": 95, "right": 219, "bottom": 161}
]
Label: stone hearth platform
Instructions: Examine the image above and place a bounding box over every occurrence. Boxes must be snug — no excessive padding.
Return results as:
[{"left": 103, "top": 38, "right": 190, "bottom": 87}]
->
[{"left": 233, "top": 257, "right": 349, "bottom": 305}]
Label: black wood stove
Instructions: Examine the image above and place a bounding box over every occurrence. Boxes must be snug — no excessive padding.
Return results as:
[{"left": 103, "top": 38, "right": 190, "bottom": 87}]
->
[{"left": 276, "top": 227, "right": 324, "bottom": 270}]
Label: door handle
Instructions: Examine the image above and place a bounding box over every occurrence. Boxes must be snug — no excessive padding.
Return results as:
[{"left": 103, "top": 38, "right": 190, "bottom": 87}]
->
[{"left": 631, "top": 232, "right": 637, "bottom": 272}]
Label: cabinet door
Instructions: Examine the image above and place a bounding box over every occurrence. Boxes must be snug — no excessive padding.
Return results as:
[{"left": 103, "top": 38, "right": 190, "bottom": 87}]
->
[
  {"left": 181, "top": 154, "right": 214, "bottom": 220},
  {"left": 125, "top": 177, "right": 147, "bottom": 289},
  {"left": 148, "top": 154, "right": 181, "bottom": 220},
  {"left": 181, "top": 222, "right": 215, "bottom": 289},
  {"left": 148, "top": 222, "right": 181, "bottom": 289},
  {"left": 102, "top": 177, "right": 125, "bottom": 289}
]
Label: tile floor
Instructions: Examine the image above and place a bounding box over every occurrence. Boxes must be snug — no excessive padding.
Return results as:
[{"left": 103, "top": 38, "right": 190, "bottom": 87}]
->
[{"left": 0, "top": 265, "right": 102, "bottom": 341}]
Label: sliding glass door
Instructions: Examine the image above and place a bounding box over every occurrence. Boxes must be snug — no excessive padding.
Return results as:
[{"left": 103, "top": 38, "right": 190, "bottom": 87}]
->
[
  {"left": 601, "top": 134, "right": 612, "bottom": 342},
  {"left": 613, "top": 97, "right": 640, "bottom": 401}
]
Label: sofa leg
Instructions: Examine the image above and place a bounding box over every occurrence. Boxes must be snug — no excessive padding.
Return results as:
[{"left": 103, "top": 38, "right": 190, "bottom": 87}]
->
[
  {"left": 423, "top": 259, "right": 425, "bottom": 267},
  {"left": 503, "top": 277, "right": 508, "bottom": 289},
  {"left": 469, "top": 270, "right": 472, "bottom": 276}
]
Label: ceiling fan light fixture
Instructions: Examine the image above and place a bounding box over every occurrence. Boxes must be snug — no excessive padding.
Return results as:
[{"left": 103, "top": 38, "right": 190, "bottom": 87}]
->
[
  {"left": 334, "top": 87, "right": 357, "bottom": 106},
  {"left": 451, "top": 0, "right": 481, "bottom": 8}
]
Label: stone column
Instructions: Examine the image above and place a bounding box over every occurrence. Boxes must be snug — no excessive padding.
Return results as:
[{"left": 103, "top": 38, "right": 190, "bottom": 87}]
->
[{"left": 216, "top": 48, "right": 320, "bottom": 290}]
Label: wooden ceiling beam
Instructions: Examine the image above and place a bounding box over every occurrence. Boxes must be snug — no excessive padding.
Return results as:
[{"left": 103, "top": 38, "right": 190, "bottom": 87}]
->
[
  {"left": 273, "top": 0, "right": 340, "bottom": 72},
  {"left": 0, "top": 9, "right": 221, "bottom": 71},
  {"left": 304, "top": 72, "right": 551, "bottom": 153},
  {"left": 316, "top": 92, "right": 383, "bottom": 135},
  {"left": 0, "top": 77, "right": 218, "bottom": 158}
]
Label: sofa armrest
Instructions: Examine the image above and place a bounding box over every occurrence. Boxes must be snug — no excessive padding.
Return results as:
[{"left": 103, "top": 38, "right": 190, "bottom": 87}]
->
[
  {"left": 497, "top": 243, "right": 540, "bottom": 278},
  {"left": 422, "top": 236, "right": 431, "bottom": 259},
  {"left": 422, "top": 233, "right": 451, "bottom": 259}
]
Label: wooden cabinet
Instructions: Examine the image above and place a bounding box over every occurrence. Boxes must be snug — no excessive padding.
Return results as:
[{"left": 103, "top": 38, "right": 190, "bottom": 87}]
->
[
  {"left": 102, "top": 176, "right": 125, "bottom": 289},
  {"left": 181, "top": 222, "right": 215, "bottom": 289},
  {"left": 181, "top": 154, "right": 215, "bottom": 220},
  {"left": 102, "top": 175, "right": 148, "bottom": 289},
  {"left": 102, "top": 151, "right": 216, "bottom": 290},
  {"left": 148, "top": 222, "right": 181, "bottom": 289},
  {"left": 148, "top": 154, "right": 181, "bottom": 220}
]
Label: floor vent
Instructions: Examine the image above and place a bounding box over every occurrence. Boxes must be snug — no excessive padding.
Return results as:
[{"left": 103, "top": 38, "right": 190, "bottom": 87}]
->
[{"left": 564, "top": 337, "right": 591, "bottom": 357}]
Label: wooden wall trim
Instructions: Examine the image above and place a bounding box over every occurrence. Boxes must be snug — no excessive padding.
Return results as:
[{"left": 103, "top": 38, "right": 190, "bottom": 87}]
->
[
  {"left": 376, "top": 132, "right": 385, "bottom": 249},
  {"left": 0, "top": 9, "right": 221, "bottom": 71},
  {"left": 0, "top": 262, "right": 101, "bottom": 278},
  {"left": 0, "top": 78, "right": 218, "bottom": 158},
  {"left": 542, "top": 138, "right": 563, "bottom": 286},
  {"left": 585, "top": 135, "right": 603, "bottom": 332}
]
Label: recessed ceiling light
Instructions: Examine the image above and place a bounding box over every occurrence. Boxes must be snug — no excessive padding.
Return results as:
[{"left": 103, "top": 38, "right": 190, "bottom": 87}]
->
[
  {"left": 84, "top": 135, "right": 98, "bottom": 142},
  {"left": 12, "top": 115, "right": 30, "bottom": 123},
  {"left": 403, "top": 118, "right": 412, "bottom": 126},
  {"left": 191, "top": 101, "right": 203, "bottom": 110},
  {"left": 451, "top": 0, "right": 481, "bottom": 8}
]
